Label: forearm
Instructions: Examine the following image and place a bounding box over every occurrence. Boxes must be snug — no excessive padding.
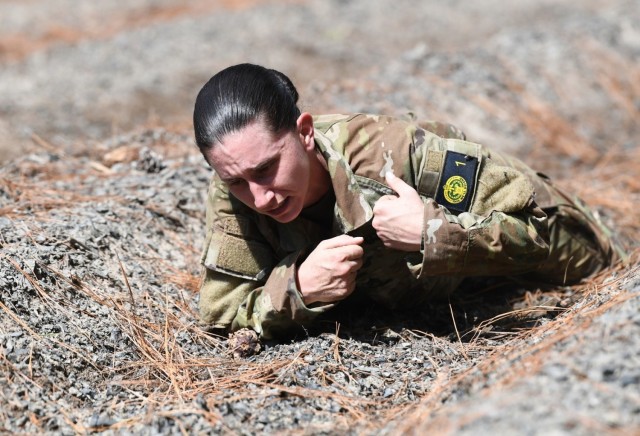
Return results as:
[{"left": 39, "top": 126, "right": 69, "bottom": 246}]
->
[
  {"left": 200, "top": 252, "right": 334, "bottom": 340},
  {"left": 418, "top": 198, "right": 550, "bottom": 277}
]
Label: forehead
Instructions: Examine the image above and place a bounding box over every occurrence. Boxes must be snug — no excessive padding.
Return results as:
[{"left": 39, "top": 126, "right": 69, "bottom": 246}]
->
[{"left": 207, "top": 121, "right": 283, "bottom": 177}]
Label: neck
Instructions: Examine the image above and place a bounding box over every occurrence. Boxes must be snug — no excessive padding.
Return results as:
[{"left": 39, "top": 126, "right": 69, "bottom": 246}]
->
[{"left": 304, "top": 149, "right": 332, "bottom": 207}]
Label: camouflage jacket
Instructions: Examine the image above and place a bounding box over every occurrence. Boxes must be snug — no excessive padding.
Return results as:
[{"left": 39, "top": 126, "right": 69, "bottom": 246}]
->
[{"left": 198, "top": 114, "right": 618, "bottom": 339}]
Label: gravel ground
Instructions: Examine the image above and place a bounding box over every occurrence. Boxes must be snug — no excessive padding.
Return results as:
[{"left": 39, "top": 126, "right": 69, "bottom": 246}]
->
[
  {"left": 385, "top": 279, "right": 640, "bottom": 435},
  {"left": 1, "top": 0, "right": 639, "bottom": 434},
  {"left": 2, "top": 131, "right": 637, "bottom": 435}
]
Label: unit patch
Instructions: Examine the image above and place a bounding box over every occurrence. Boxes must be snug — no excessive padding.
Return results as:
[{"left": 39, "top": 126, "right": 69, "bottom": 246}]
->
[
  {"left": 435, "top": 151, "right": 478, "bottom": 213},
  {"left": 443, "top": 176, "right": 467, "bottom": 204}
]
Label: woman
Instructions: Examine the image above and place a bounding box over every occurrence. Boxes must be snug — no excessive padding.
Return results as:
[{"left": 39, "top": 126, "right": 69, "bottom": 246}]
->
[{"left": 193, "top": 63, "right": 623, "bottom": 339}]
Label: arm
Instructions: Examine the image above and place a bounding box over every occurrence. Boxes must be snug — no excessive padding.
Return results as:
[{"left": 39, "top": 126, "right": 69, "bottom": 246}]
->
[
  {"left": 199, "top": 177, "right": 332, "bottom": 339},
  {"left": 372, "top": 172, "right": 550, "bottom": 277},
  {"left": 200, "top": 178, "right": 362, "bottom": 339},
  {"left": 200, "top": 238, "right": 363, "bottom": 339},
  {"left": 415, "top": 197, "right": 550, "bottom": 277},
  {"left": 199, "top": 251, "right": 335, "bottom": 340}
]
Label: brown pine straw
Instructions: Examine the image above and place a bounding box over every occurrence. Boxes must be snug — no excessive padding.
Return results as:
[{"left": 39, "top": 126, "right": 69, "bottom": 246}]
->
[
  {"left": 2, "top": 133, "right": 638, "bottom": 431},
  {"left": 1, "top": 39, "right": 639, "bottom": 431},
  {"left": 387, "top": 262, "right": 640, "bottom": 435},
  {"left": 0, "top": 0, "right": 300, "bottom": 63}
]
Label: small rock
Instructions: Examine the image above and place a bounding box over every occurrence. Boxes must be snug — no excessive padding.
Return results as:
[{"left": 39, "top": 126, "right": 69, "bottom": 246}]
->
[
  {"left": 88, "top": 413, "right": 116, "bottom": 428},
  {"left": 135, "top": 147, "right": 166, "bottom": 173}
]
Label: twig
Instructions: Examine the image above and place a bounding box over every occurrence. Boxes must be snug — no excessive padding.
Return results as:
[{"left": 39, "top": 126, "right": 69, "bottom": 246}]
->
[
  {"left": 116, "top": 250, "right": 137, "bottom": 318},
  {"left": 332, "top": 323, "right": 342, "bottom": 365},
  {"left": 31, "top": 132, "right": 65, "bottom": 157},
  {"left": 448, "top": 298, "right": 469, "bottom": 361}
]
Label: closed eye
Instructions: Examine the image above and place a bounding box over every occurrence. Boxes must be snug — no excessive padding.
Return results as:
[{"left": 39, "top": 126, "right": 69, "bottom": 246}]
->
[
  {"left": 225, "top": 178, "right": 244, "bottom": 187},
  {"left": 253, "top": 158, "right": 278, "bottom": 178},
  {"left": 222, "top": 157, "right": 278, "bottom": 187}
]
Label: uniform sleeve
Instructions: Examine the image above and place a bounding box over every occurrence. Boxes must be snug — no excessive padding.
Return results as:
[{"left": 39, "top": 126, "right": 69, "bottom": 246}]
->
[
  {"left": 404, "top": 126, "right": 551, "bottom": 277},
  {"left": 412, "top": 197, "right": 550, "bottom": 277},
  {"left": 199, "top": 178, "right": 334, "bottom": 339},
  {"left": 402, "top": 112, "right": 467, "bottom": 140},
  {"left": 199, "top": 252, "right": 335, "bottom": 340},
  {"left": 416, "top": 120, "right": 467, "bottom": 140}
]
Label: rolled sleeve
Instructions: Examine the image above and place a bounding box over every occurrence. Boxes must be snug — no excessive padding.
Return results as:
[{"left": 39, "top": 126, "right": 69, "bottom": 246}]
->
[{"left": 417, "top": 198, "right": 550, "bottom": 277}]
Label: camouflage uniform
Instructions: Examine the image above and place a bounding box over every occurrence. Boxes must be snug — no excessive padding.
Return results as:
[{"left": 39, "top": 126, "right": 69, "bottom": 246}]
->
[{"left": 199, "top": 114, "right": 623, "bottom": 339}]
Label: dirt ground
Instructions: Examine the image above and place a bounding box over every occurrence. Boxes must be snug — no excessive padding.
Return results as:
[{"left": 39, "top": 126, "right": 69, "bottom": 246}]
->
[{"left": 1, "top": 0, "right": 639, "bottom": 434}]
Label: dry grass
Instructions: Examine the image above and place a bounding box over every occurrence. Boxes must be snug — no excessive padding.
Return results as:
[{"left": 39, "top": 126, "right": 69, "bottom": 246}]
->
[
  {"left": 0, "top": 0, "right": 300, "bottom": 63},
  {"left": 1, "top": 33, "right": 639, "bottom": 433},
  {"left": 387, "top": 260, "right": 640, "bottom": 434},
  {"left": 2, "top": 139, "right": 639, "bottom": 433}
]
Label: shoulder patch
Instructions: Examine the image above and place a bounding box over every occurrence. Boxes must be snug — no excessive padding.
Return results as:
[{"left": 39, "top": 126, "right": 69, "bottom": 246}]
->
[{"left": 435, "top": 151, "right": 479, "bottom": 213}]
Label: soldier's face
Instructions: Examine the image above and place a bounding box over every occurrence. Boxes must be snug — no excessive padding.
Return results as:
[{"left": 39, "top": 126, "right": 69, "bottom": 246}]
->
[{"left": 207, "top": 114, "right": 323, "bottom": 223}]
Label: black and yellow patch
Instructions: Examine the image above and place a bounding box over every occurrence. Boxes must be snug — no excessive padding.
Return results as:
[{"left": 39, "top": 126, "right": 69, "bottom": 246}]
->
[{"left": 435, "top": 151, "right": 478, "bottom": 213}]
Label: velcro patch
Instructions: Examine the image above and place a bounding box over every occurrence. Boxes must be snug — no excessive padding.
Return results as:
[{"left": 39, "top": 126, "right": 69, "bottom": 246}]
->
[
  {"left": 435, "top": 151, "right": 478, "bottom": 213},
  {"left": 204, "top": 232, "right": 274, "bottom": 281}
]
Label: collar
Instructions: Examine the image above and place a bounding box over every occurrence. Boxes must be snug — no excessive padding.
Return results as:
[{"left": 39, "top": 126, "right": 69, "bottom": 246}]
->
[{"left": 314, "top": 130, "right": 373, "bottom": 232}]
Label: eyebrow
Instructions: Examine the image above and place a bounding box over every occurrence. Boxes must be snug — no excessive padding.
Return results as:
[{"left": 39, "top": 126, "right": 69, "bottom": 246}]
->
[
  {"left": 220, "top": 156, "right": 278, "bottom": 184},
  {"left": 251, "top": 156, "right": 278, "bottom": 173}
]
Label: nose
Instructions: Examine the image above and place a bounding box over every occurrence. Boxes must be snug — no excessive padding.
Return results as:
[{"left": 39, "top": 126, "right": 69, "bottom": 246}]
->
[{"left": 249, "top": 182, "right": 275, "bottom": 210}]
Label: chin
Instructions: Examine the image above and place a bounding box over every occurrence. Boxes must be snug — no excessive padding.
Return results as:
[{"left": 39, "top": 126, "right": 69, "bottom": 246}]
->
[
  {"left": 272, "top": 211, "right": 299, "bottom": 224},
  {"left": 271, "top": 202, "right": 302, "bottom": 223}
]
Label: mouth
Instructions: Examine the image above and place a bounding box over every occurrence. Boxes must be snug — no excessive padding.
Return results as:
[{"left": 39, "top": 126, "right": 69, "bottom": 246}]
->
[{"left": 265, "top": 197, "right": 289, "bottom": 217}]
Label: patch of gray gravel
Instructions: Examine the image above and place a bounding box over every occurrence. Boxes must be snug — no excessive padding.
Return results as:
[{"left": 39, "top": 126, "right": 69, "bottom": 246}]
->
[
  {"left": 381, "top": 274, "right": 640, "bottom": 435},
  {"left": 1, "top": 0, "right": 639, "bottom": 434},
  {"left": 1, "top": 129, "right": 638, "bottom": 434}
]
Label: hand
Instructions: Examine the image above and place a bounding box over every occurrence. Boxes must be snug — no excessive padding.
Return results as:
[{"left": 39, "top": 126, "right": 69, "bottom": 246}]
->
[
  {"left": 372, "top": 172, "right": 424, "bottom": 251},
  {"left": 297, "top": 235, "right": 364, "bottom": 305}
]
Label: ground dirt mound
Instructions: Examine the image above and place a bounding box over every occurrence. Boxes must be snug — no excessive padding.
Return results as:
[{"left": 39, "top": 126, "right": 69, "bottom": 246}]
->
[{"left": 1, "top": 0, "right": 639, "bottom": 434}]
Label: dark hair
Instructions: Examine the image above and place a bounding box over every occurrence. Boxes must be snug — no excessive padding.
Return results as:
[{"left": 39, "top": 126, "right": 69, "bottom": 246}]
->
[{"left": 193, "top": 63, "right": 301, "bottom": 160}]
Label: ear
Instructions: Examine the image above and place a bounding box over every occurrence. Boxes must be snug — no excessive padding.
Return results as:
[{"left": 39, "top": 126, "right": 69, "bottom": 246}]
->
[{"left": 296, "top": 112, "right": 315, "bottom": 151}]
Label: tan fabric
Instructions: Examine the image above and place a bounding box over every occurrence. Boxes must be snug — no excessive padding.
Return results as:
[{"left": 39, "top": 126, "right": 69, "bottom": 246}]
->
[{"left": 198, "top": 113, "right": 623, "bottom": 339}]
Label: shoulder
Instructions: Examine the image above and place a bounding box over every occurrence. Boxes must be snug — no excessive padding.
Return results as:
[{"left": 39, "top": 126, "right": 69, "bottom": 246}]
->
[
  {"left": 314, "top": 113, "right": 465, "bottom": 144},
  {"left": 312, "top": 113, "right": 357, "bottom": 133},
  {"left": 313, "top": 113, "right": 416, "bottom": 151},
  {"left": 314, "top": 114, "right": 420, "bottom": 185}
]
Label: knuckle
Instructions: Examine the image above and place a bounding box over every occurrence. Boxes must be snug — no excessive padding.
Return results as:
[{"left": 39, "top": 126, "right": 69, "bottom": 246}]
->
[{"left": 337, "top": 265, "right": 350, "bottom": 276}]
